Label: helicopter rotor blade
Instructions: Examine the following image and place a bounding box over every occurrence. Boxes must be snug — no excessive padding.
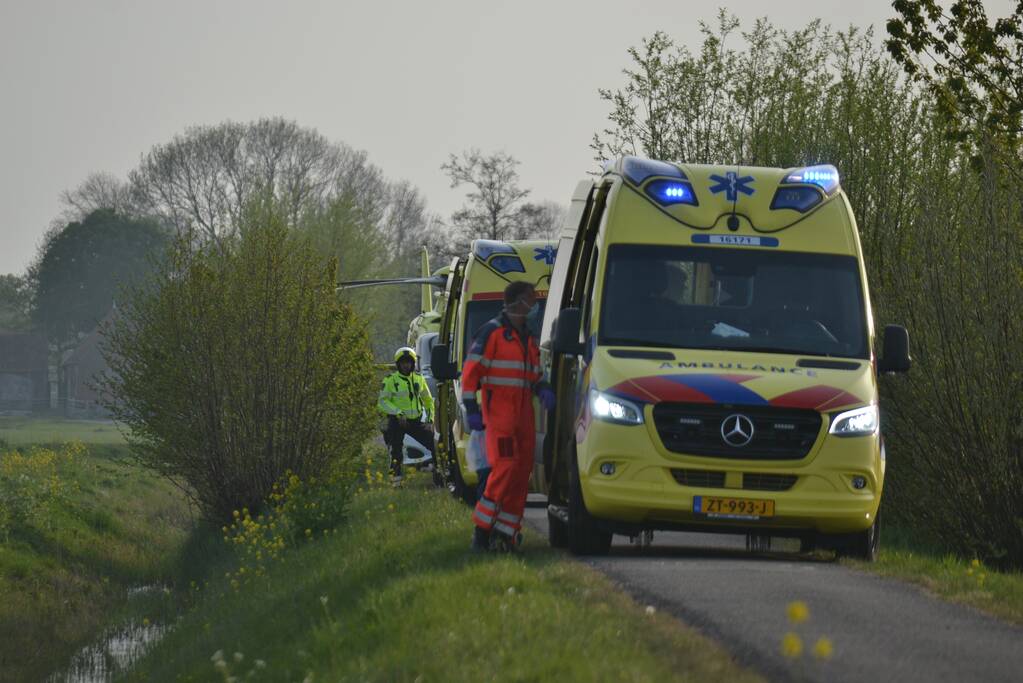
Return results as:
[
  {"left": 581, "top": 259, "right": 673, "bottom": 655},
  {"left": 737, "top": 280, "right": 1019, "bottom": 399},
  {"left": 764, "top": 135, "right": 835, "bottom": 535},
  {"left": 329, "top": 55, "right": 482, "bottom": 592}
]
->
[{"left": 336, "top": 275, "right": 447, "bottom": 291}]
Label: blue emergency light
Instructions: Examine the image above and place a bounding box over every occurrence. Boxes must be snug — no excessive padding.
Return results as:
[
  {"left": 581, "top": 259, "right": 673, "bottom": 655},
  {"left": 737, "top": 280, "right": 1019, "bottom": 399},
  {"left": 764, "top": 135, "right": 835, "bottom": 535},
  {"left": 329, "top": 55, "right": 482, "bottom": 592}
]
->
[
  {"left": 489, "top": 255, "right": 526, "bottom": 274},
  {"left": 645, "top": 179, "right": 698, "bottom": 207},
  {"left": 783, "top": 164, "right": 840, "bottom": 195}
]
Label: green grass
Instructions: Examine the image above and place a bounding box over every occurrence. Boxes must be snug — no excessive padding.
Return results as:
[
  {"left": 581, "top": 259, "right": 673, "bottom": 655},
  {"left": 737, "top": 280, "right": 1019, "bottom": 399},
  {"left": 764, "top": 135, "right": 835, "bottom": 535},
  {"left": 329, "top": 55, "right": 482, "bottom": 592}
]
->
[
  {"left": 0, "top": 415, "right": 128, "bottom": 446},
  {"left": 127, "top": 473, "right": 762, "bottom": 683},
  {"left": 847, "top": 526, "right": 1023, "bottom": 625},
  {"left": 0, "top": 427, "right": 193, "bottom": 682}
]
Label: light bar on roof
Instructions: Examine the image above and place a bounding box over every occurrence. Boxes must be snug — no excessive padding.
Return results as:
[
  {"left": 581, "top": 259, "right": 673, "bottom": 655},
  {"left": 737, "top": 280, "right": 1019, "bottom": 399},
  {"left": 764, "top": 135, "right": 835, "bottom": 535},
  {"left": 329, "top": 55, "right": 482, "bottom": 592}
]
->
[
  {"left": 473, "top": 240, "right": 516, "bottom": 261},
  {"left": 645, "top": 179, "right": 698, "bottom": 207},
  {"left": 783, "top": 164, "right": 840, "bottom": 194},
  {"left": 621, "top": 156, "right": 686, "bottom": 185}
]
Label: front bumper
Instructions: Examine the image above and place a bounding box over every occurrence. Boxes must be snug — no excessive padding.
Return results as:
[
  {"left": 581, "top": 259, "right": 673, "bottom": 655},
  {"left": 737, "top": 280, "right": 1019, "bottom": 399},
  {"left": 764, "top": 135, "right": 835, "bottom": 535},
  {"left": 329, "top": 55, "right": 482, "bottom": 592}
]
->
[{"left": 577, "top": 417, "right": 883, "bottom": 535}]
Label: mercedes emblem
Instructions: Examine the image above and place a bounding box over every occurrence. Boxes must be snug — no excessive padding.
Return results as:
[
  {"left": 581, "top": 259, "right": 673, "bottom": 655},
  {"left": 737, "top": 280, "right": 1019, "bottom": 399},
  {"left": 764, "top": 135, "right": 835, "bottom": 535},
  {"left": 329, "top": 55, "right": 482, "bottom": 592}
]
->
[{"left": 721, "top": 414, "right": 755, "bottom": 447}]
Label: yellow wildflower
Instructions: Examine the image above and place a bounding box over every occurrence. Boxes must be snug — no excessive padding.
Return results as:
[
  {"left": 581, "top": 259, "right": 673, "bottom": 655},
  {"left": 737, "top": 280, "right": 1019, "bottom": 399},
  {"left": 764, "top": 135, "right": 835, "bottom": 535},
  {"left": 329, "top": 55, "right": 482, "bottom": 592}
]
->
[
  {"left": 813, "top": 637, "right": 834, "bottom": 660},
  {"left": 786, "top": 600, "right": 809, "bottom": 624},
  {"left": 781, "top": 632, "right": 803, "bottom": 658}
]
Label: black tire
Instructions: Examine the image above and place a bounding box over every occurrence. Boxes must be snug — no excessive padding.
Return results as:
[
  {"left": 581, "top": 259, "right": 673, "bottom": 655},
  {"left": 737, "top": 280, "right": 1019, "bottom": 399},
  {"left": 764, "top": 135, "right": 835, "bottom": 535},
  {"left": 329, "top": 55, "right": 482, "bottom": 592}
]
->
[
  {"left": 566, "top": 447, "right": 612, "bottom": 556},
  {"left": 548, "top": 508, "right": 569, "bottom": 548},
  {"left": 833, "top": 515, "right": 880, "bottom": 562}
]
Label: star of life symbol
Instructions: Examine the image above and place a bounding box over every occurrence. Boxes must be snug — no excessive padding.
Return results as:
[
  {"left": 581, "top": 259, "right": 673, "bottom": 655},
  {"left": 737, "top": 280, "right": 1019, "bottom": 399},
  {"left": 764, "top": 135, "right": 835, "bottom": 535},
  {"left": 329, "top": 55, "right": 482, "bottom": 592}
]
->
[
  {"left": 709, "top": 172, "right": 755, "bottom": 202},
  {"left": 534, "top": 245, "right": 557, "bottom": 265},
  {"left": 721, "top": 414, "right": 755, "bottom": 447}
]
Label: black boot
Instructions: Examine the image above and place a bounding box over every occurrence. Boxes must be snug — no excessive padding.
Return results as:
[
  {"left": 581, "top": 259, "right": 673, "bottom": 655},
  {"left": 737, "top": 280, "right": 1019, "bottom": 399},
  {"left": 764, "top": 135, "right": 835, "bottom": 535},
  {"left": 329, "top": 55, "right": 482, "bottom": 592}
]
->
[
  {"left": 491, "top": 530, "right": 523, "bottom": 554},
  {"left": 470, "top": 526, "right": 491, "bottom": 553}
]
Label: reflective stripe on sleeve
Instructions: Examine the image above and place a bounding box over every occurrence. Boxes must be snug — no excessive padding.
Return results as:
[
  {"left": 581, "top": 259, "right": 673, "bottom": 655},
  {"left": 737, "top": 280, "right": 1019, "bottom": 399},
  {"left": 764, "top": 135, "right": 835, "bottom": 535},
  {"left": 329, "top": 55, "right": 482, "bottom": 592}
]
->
[
  {"left": 494, "top": 520, "right": 519, "bottom": 535},
  {"left": 496, "top": 510, "right": 521, "bottom": 525},
  {"left": 480, "top": 376, "right": 531, "bottom": 388},
  {"left": 474, "top": 509, "right": 495, "bottom": 528}
]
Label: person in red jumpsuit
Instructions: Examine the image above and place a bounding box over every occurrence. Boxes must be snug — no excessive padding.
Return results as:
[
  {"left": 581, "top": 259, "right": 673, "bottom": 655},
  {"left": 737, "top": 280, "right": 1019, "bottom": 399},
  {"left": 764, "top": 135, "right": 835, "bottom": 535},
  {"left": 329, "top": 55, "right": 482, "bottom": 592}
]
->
[{"left": 462, "top": 281, "right": 556, "bottom": 552}]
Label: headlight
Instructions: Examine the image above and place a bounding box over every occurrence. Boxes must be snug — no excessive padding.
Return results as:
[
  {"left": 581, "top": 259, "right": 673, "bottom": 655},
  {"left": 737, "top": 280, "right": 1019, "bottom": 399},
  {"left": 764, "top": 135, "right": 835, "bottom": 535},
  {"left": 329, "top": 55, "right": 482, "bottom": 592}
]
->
[
  {"left": 590, "top": 390, "right": 644, "bottom": 425},
  {"left": 829, "top": 405, "right": 878, "bottom": 437}
]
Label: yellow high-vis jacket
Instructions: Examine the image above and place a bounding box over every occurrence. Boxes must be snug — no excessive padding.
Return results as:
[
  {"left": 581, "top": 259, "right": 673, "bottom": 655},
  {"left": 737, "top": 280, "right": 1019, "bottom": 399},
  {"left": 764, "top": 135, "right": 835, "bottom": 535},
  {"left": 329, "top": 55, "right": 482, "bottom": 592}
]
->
[{"left": 378, "top": 371, "right": 434, "bottom": 422}]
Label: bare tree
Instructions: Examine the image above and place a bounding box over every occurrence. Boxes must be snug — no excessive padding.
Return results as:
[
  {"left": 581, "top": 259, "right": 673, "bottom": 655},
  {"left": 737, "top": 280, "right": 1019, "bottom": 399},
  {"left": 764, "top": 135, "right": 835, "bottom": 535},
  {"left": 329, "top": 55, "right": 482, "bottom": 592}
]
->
[
  {"left": 441, "top": 149, "right": 530, "bottom": 244},
  {"left": 513, "top": 201, "right": 566, "bottom": 241},
  {"left": 56, "top": 172, "right": 140, "bottom": 225},
  {"left": 128, "top": 118, "right": 388, "bottom": 241}
]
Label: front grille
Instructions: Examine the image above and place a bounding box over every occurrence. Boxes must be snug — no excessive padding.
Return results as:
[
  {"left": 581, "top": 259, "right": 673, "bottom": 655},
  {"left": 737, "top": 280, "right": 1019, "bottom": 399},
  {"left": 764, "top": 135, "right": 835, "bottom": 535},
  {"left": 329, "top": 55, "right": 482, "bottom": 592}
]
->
[
  {"left": 653, "top": 403, "right": 822, "bottom": 460},
  {"left": 743, "top": 473, "right": 798, "bottom": 491},
  {"left": 670, "top": 469, "right": 726, "bottom": 488}
]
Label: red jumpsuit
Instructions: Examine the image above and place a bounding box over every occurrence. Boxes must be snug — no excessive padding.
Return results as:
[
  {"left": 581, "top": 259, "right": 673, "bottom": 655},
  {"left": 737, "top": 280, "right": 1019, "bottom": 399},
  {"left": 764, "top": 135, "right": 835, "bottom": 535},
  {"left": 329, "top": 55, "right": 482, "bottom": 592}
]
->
[{"left": 462, "top": 315, "right": 545, "bottom": 540}]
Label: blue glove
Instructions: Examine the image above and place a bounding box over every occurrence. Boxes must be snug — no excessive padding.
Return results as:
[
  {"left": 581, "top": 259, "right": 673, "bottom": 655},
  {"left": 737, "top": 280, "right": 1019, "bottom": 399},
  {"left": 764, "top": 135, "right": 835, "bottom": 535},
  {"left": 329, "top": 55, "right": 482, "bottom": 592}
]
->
[
  {"left": 538, "top": 387, "right": 556, "bottom": 412},
  {"left": 467, "top": 411, "right": 484, "bottom": 432}
]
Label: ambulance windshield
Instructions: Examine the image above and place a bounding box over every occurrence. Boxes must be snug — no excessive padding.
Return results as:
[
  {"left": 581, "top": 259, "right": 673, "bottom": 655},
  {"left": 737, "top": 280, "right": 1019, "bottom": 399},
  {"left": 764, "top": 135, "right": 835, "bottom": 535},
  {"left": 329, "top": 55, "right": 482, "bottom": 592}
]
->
[
  {"left": 600, "top": 244, "right": 868, "bottom": 358},
  {"left": 463, "top": 298, "right": 548, "bottom": 360}
]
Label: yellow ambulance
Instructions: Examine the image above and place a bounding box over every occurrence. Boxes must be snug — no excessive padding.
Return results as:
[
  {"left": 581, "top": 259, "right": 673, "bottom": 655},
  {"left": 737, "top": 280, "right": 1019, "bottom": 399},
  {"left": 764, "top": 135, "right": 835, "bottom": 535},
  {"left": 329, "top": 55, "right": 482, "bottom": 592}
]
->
[
  {"left": 542, "top": 156, "right": 910, "bottom": 559},
  {"left": 431, "top": 238, "right": 557, "bottom": 503}
]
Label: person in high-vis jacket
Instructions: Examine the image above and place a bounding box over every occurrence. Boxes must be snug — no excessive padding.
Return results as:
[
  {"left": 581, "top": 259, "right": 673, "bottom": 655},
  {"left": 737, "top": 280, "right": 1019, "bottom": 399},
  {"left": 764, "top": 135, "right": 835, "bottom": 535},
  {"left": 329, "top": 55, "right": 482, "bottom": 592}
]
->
[
  {"left": 462, "top": 282, "right": 555, "bottom": 552},
  {"left": 379, "top": 346, "right": 435, "bottom": 485}
]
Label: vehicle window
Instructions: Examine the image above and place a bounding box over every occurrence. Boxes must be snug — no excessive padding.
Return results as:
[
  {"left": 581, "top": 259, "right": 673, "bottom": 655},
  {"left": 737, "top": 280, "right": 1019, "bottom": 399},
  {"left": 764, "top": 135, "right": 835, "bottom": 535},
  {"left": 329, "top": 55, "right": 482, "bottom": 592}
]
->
[
  {"left": 416, "top": 333, "right": 438, "bottom": 371},
  {"left": 582, "top": 247, "right": 599, "bottom": 339},
  {"left": 462, "top": 299, "right": 549, "bottom": 360},
  {"left": 599, "top": 244, "right": 868, "bottom": 358}
]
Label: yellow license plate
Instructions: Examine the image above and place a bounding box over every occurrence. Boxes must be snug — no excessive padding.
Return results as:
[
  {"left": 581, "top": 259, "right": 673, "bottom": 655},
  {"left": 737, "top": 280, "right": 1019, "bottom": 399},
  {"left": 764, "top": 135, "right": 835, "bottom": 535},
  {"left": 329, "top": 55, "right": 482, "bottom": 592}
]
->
[{"left": 693, "top": 495, "right": 774, "bottom": 519}]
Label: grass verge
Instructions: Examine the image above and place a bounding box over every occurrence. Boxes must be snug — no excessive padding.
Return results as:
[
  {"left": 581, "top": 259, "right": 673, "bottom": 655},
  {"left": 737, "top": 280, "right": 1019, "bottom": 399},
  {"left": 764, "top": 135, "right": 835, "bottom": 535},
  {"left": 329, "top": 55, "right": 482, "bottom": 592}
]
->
[
  {"left": 847, "top": 525, "right": 1023, "bottom": 625},
  {"left": 0, "top": 415, "right": 128, "bottom": 446},
  {"left": 127, "top": 470, "right": 763, "bottom": 682},
  {"left": 0, "top": 424, "right": 193, "bottom": 682}
]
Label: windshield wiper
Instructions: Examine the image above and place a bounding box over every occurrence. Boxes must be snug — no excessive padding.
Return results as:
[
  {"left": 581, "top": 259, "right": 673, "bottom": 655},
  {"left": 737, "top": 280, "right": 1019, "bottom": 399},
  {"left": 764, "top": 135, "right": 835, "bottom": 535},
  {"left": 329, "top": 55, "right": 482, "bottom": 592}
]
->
[
  {"left": 602, "top": 337, "right": 678, "bottom": 349},
  {"left": 725, "top": 345, "right": 833, "bottom": 357}
]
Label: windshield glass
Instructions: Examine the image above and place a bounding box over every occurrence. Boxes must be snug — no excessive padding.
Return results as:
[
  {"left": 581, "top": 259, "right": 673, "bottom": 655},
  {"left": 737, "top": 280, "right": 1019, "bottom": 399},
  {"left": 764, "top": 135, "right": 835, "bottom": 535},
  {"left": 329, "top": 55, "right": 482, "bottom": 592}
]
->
[
  {"left": 600, "top": 244, "right": 868, "bottom": 358},
  {"left": 462, "top": 298, "right": 547, "bottom": 360}
]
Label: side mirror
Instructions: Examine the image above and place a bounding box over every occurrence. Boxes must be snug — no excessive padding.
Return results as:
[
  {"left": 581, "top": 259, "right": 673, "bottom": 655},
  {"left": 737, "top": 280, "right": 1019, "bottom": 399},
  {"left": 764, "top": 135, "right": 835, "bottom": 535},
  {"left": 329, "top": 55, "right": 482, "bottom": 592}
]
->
[
  {"left": 878, "top": 325, "right": 911, "bottom": 374},
  {"left": 431, "top": 344, "right": 459, "bottom": 381},
  {"left": 552, "top": 307, "right": 584, "bottom": 356}
]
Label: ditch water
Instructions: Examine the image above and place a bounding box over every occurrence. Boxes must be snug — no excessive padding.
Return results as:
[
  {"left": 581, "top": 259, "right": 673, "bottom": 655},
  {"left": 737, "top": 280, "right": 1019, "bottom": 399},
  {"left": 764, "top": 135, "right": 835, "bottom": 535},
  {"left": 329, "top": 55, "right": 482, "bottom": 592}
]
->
[{"left": 48, "top": 585, "right": 172, "bottom": 683}]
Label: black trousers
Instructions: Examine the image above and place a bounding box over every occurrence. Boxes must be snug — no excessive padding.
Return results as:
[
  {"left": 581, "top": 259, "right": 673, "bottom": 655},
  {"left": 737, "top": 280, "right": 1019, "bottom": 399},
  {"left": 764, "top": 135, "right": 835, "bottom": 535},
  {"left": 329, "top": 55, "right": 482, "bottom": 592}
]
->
[{"left": 384, "top": 416, "right": 435, "bottom": 476}]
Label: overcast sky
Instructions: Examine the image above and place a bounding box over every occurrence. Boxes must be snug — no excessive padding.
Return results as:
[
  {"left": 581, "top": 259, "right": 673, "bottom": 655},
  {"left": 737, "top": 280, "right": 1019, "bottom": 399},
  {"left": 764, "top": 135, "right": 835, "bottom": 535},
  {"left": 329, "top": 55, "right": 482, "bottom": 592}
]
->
[{"left": 0, "top": 1, "right": 1012, "bottom": 275}]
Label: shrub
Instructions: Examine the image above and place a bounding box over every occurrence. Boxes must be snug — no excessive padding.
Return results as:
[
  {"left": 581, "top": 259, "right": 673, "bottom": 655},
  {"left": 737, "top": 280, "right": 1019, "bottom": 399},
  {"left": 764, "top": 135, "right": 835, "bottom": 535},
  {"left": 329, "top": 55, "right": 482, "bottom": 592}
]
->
[
  {"left": 0, "top": 443, "right": 82, "bottom": 539},
  {"left": 101, "top": 198, "right": 377, "bottom": 522}
]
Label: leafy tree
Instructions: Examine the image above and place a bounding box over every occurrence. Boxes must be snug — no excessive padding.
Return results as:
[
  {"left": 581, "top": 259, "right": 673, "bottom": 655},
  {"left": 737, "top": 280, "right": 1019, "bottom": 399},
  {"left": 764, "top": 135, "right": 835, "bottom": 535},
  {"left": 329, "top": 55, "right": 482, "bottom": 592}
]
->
[
  {"left": 30, "top": 208, "right": 169, "bottom": 349},
  {"left": 0, "top": 275, "right": 33, "bottom": 332},
  {"left": 886, "top": 1, "right": 1023, "bottom": 150},
  {"left": 125, "top": 118, "right": 438, "bottom": 360},
  {"left": 101, "top": 198, "right": 377, "bottom": 521},
  {"left": 441, "top": 149, "right": 530, "bottom": 246}
]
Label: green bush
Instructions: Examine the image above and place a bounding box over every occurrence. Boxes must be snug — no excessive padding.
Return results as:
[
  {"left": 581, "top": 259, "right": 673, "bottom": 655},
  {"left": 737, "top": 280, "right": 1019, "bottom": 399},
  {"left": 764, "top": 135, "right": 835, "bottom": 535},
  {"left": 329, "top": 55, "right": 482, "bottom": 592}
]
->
[
  {"left": 101, "top": 198, "right": 377, "bottom": 522},
  {"left": 0, "top": 443, "right": 81, "bottom": 539}
]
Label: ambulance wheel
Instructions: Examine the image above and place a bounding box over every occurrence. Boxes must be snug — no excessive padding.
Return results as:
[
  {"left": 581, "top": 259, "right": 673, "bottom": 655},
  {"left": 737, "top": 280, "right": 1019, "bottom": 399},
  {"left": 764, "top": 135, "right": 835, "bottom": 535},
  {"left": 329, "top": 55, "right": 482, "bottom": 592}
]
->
[
  {"left": 836, "top": 515, "right": 880, "bottom": 562},
  {"left": 448, "top": 460, "right": 476, "bottom": 507},
  {"left": 547, "top": 508, "right": 569, "bottom": 548},
  {"left": 567, "top": 447, "right": 612, "bottom": 556}
]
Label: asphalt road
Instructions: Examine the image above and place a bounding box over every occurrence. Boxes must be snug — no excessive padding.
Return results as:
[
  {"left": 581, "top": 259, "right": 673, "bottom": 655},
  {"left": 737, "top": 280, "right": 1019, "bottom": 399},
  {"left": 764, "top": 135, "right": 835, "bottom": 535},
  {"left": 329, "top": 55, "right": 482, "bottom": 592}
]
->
[{"left": 522, "top": 503, "right": 1023, "bottom": 683}]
